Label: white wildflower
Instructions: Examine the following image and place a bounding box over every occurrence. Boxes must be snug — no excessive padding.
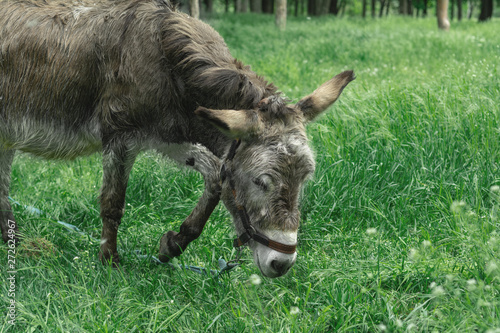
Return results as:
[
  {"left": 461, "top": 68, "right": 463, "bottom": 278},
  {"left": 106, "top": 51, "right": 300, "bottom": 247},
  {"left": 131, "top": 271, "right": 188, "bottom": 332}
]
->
[
  {"left": 409, "top": 248, "right": 419, "bottom": 260},
  {"left": 478, "top": 299, "right": 491, "bottom": 307},
  {"left": 486, "top": 328, "right": 500, "bottom": 333},
  {"left": 290, "top": 306, "right": 300, "bottom": 315},
  {"left": 467, "top": 279, "right": 477, "bottom": 290},
  {"left": 467, "top": 279, "right": 477, "bottom": 286},
  {"left": 451, "top": 200, "right": 466, "bottom": 214},
  {"left": 486, "top": 261, "right": 499, "bottom": 275},
  {"left": 249, "top": 274, "right": 262, "bottom": 285},
  {"left": 431, "top": 286, "right": 445, "bottom": 297},
  {"left": 407, "top": 323, "right": 417, "bottom": 331}
]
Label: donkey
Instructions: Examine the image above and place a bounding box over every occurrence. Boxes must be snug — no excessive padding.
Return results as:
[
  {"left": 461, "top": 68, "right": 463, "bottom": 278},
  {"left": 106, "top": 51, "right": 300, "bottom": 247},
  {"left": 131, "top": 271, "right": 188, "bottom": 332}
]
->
[{"left": 0, "top": 0, "right": 354, "bottom": 277}]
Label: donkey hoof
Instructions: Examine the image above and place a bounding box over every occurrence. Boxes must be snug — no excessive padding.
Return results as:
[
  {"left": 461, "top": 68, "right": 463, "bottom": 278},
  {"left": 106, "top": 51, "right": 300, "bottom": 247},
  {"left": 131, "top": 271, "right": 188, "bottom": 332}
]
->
[
  {"left": 158, "top": 230, "right": 182, "bottom": 262},
  {"left": 99, "top": 251, "right": 120, "bottom": 268}
]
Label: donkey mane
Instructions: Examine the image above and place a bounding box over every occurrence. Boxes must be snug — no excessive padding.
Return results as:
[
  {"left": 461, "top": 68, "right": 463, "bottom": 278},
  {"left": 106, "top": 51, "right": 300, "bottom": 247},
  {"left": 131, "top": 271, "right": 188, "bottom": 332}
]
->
[{"left": 160, "top": 7, "right": 278, "bottom": 110}]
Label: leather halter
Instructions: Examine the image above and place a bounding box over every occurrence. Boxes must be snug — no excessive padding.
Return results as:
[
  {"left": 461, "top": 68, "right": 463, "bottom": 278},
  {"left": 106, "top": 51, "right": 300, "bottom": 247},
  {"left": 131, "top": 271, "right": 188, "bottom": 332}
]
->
[{"left": 221, "top": 139, "right": 297, "bottom": 255}]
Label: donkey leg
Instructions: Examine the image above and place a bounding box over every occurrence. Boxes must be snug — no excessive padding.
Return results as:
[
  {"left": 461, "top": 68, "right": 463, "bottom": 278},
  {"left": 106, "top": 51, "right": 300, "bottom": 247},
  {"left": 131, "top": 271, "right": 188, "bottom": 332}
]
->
[
  {"left": 0, "top": 149, "right": 17, "bottom": 244},
  {"left": 158, "top": 184, "right": 220, "bottom": 261},
  {"left": 99, "top": 140, "right": 138, "bottom": 266},
  {"left": 158, "top": 144, "right": 221, "bottom": 262}
]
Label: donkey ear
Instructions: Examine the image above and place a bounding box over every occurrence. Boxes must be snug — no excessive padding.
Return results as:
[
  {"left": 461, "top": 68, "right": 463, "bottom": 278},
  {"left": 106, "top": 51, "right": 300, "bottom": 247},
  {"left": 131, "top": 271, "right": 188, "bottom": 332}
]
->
[
  {"left": 296, "top": 70, "right": 355, "bottom": 122},
  {"left": 195, "top": 107, "right": 262, "bottom": 139}
]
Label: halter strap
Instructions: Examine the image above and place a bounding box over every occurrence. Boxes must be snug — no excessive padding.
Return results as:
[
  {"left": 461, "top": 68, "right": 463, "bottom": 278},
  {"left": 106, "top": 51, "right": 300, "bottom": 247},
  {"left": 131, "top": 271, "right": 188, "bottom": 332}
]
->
[{"left": 222, "top": 139, "right": 297, "bottom": 255}]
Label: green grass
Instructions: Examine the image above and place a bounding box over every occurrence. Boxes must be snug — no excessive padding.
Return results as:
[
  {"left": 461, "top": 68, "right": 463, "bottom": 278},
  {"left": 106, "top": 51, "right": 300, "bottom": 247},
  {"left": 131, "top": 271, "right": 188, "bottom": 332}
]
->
[{"left": 2, "top": 15, "right": 500, "bottom": 332}]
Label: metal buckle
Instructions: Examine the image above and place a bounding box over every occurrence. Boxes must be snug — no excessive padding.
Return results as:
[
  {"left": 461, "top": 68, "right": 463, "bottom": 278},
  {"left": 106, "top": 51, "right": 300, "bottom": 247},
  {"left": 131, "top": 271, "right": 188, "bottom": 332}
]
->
[{"left": 246, "top": 225, "right": 256, "bottom": 236}]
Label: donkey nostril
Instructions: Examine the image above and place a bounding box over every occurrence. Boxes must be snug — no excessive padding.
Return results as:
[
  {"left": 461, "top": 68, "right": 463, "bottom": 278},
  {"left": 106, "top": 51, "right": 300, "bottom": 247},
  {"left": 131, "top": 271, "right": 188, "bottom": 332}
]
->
[{"left": 271, "top": 259, "right": 290, "bottom": 275}]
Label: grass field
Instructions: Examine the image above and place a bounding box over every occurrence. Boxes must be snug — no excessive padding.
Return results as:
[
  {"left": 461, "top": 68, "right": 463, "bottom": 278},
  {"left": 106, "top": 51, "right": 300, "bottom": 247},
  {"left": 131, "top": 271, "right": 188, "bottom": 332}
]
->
[{"left": 1, "top": 14, "right": 500, "bottom": 332}]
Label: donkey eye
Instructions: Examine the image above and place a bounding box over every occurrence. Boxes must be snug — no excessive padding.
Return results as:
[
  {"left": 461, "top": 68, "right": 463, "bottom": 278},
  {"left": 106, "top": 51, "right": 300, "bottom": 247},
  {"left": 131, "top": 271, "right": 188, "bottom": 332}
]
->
[{"left": 252, "top": 177, "right": 270, "bottom": 192}]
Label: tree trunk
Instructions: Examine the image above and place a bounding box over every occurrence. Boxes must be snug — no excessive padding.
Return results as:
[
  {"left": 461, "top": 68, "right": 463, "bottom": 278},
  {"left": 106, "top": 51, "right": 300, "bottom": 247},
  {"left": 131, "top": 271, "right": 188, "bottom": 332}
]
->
[
  {"left": 478, "top": 0, "right": 493, "bottom": 21},
  {"left": 457, "top": 0, "right": 462, "bottom": 20},
  {"left": 322, "top": 0, "right": 330, "bottom": 13},
  {"left": 467, "top": 0, "right": 474, "bottom": 19},
  {"left": 437, "top": 0, "right": 450, "bottom": 30},
  {"left": 204, "top": 0, "right": 214, "bottom": 14},
  {"left": 263, "top": 0, "right": 274, "bottom": 12},
  {"left": 371, "top": 0, "right": 376, "bottom": 17},
  {"left": 330, "top": 0, "right": 340, "bottom": 15},
  {"left": 399, "top": 0, "right": 408, "bottom": 14},
  {"left": 236, "top": 0, "right": 249, "bottom": 12},
  {"left": 379, "top": 0, "right": 386, "bottom": 17},
  {"left": 242, "top": 0, "right": 250, "bottom": 12},
  {"left": 385, "top": 0, "right": 390, "bottom": 15},
  {"left": 423, "top": 0, "right": 428, "bottom": 16},
  {"left": 450, "top": 0, "right": 455, "bottom": 20},
  {"left": 276, "top": 0, "right": 287, "bottom": 29},
  {"left": 190, "top": 0, "right": 200, "bottom": 18},
  {"left": 362, "top": 0, "right": 367, "bottom": 17},
  {"left": 308, "top": 0, "right": 314, "bottom": 14},
  {"left": 251, "top": 0, "right": 262, "bottom": 11},
  {"left": 309, "top": 0, "right": 330, "bottom": 15}
]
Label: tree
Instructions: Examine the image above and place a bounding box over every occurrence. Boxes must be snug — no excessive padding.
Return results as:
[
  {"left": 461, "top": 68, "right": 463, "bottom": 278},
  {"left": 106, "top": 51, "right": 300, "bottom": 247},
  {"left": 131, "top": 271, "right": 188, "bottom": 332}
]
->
[
  {"left": 330, "top": 0, "right": 341, "bottom": 15},
  {"left": 190, "top": 0, "right": 200, "bottom": 18},
  {"left": 399, "top": 0, "right": 413, "bottom": 15},
  {"left": 437, "top": 0, "right": 450, "bottom": 30},
  {"left": 467, "top": 0, "right": 474, "bottom": 19},
  {"left": 263, "top": 0, "right": 274, "bottom": 13},
  {"left": 203, "top": 0, "right": 214, "bottom": 14},
  {"left": 478, "top": 0, "right": 493, "bottom": 21},
  {"left": 276, "top": 0, "right": 287, "bottom": 29},
  {"left": 235, "top": 0, "right": 250, "bottom": 12},
  {"left": 242, "top": 0, "right": 250, "bottom": 12},
  {"left": 379, "top": 0, "right": 387, "bottom": 17},
  {"left": 457, "top": 0, "right": 462, "bottom": 20},
  {"left": 399, "top": 0, "right": 408, "bottom": 14},
  {"left": 251, "top": 0, "right": 263, "bottom": 12}
]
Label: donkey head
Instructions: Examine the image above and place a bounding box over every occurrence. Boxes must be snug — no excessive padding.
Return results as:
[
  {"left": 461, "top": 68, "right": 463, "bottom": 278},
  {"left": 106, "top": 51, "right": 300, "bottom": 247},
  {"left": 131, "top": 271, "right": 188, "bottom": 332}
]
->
[{"left": 196, "top": 71, "right": 355, "bottom": 277}]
